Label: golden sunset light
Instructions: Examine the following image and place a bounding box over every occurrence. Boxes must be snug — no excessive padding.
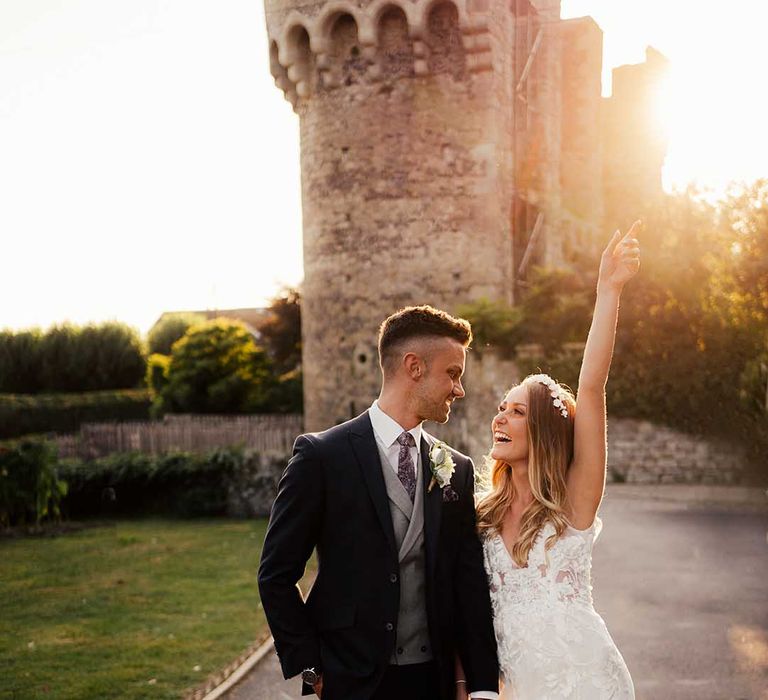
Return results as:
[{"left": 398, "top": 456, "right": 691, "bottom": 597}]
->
[
  {"left": 563, "top": 0, "right": 768, "bottom": 195},
  {"left": 1, "top": 0, "right": 766, "bottom": 331},
  {"left": 1, "top": 2, "right": 766, "bottom": 699}
]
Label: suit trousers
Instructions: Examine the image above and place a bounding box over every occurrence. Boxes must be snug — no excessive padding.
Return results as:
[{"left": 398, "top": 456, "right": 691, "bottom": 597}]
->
[{"left": 371, "top": 661, "right": 441, "bottom": 700}]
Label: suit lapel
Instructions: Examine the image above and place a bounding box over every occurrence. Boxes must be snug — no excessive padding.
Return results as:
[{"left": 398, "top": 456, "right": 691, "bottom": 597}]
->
[
  {"left": 349, "top": 412, "right": 398, "bottom": 558},
  {"left": 421, "top": 433, "right": 442, "bottom": 579}
]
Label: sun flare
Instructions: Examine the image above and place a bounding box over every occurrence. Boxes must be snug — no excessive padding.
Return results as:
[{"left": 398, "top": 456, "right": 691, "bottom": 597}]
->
[{"left": 563, "top": 0, "right": 768, "bottom": 198}]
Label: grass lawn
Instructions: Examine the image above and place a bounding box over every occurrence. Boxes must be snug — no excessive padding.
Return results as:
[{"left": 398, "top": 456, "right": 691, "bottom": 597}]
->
[{"left": 0, "top": 518, "right": 291, "bottom": 700}]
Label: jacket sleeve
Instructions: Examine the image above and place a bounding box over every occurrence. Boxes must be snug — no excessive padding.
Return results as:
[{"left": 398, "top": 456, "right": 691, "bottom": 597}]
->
[
  {"left": 257, "top": 434, "right": 324, "bottom": 680},
  {"left": 454, "top": 457, "right": 500, "bottom": 693}
]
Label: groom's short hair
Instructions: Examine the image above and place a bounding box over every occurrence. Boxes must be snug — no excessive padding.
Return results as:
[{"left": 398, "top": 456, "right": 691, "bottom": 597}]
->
[{"left": 378, "top": 305, "right": 472, "bottom": 375}]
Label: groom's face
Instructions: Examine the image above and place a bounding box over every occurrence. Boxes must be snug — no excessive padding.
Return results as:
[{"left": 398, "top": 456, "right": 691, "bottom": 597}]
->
[{"left": 414, "top": 337, "right": 467, "bottom": 423}]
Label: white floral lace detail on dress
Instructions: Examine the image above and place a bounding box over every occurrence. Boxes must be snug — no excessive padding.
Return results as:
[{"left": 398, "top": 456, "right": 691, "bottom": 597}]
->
[{"left": 483, "top": 518, "right": 634, "bottom": 700}]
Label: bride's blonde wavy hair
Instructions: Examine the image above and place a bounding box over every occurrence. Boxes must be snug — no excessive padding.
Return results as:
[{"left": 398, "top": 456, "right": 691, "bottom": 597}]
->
[{"left": 476, "top": 374, "right": 576, "bottom": 568}]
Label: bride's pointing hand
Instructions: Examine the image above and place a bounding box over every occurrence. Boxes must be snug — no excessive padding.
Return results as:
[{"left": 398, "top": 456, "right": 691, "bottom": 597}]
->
[{"left": 598, "top": 219, "right": 641, "bottom": 291}]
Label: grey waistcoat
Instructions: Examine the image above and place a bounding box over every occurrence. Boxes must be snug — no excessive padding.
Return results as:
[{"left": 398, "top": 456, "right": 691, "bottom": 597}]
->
[{"left": 375, "top": 442, "right": 433, "bottom": 666}]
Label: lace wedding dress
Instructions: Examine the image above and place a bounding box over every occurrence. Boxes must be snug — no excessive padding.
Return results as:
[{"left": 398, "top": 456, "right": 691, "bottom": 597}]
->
[{"left": 482, "top": 518, "right": 634, "bottom": 699}]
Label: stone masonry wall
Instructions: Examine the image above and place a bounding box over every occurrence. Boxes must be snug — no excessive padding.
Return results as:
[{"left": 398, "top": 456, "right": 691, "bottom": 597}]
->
[
  {"left": 265, "top": 0, "right": 518, "bottom": 430},
  {"left": 427, "top": 413, "right": 749, "bottom": 486},
  {"left": 226, "top": 450, "right": 289, "bottom": 518},
  {"left": 607, "top": 418, "right": 747, "bottom": 485},
  {"left": 558, "top": 16, "right": 603, "bottom": 258}
]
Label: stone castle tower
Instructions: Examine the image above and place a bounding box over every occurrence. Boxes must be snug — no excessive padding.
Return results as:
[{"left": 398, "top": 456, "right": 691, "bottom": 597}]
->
[{"left": 264, "top": 0, "right": 664, "bottom": 457}]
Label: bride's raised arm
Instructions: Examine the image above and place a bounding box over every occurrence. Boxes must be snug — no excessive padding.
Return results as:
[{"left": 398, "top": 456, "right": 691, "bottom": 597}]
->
[{"left": 567, "top": 221, "right": 641, "bottom": 529}]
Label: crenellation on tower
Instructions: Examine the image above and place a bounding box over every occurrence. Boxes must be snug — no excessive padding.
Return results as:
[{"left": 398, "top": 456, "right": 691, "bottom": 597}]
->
[{"left": 266, "top": 0, "right": 498, "bottom": 111}]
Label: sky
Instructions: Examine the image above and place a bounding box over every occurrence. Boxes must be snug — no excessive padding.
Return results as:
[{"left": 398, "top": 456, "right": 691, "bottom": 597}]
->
[{"left": 1, "top": 0, "right": 766, "bottom": 335}]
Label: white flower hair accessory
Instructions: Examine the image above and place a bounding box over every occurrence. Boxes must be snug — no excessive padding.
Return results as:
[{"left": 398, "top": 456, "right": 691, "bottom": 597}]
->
[{"left": 528, "top": 373, "right": 569, "bottom": 418}]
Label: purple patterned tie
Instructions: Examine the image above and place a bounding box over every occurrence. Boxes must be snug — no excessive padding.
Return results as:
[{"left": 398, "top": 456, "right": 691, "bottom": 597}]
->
[{"left": 396, "top": 432, "right": 417, "bottom": 502}]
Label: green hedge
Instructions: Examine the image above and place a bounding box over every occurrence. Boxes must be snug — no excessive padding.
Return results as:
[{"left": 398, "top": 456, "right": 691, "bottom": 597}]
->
[
  {"left": 58, "top": 448, "right": 241, "bottom": 518},
  {"left": 0, "top": 390, "right": 152, "bottom": 440},
  {"left": 0, "top": 322, "right": 146, "bottom": 393}
]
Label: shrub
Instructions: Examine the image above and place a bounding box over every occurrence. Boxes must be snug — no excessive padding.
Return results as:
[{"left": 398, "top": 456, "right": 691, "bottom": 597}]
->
[
  {"left": 58, "top": 448, "right": 241, "bottom": 518},
  {"left": 458, "top": 269, "right": 592, "bottom": 357},
  {"left": 455, "top": 298, "right": 523, "bottom": 354},
  {"left": 155, "top": 319, "right": 277, "bottom": 415},
  {"left": 266, "top": 368, "right": 304, "bottom": 414},
  {"left": 0, "top": 390, "right": 152, "bottom": 440},
  {"left": 0, "top": 440, "right": 68, "bottom": 527},
  {"left": 145, "top": 353, "right": 171, "bottom": 412}
]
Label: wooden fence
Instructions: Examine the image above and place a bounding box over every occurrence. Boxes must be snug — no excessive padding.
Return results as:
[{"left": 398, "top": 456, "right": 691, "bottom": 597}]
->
[{"left": 54, "top": 414, "right": 303, "bottom": 459}]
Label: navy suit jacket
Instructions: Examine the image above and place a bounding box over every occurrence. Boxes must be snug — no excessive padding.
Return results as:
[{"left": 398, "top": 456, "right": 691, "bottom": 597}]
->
[{"left": 257, "top": 411, "right": 499, "bottom": 699}]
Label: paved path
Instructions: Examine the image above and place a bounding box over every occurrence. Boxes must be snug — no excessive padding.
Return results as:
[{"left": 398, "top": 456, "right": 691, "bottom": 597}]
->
[{"left": 225, "top": 486, "right": 768, "bottom": 699}]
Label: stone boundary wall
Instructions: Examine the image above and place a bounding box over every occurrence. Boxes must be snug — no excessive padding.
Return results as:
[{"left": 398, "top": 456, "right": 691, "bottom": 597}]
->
[
  {"left": 431, "top": 414, "right": 749, "bottom": 486},
  {"left": 226, "top": 451, "right": 290, "bottom": 518},
  {"left": 607, "top": 418, "right": 747, "bottom": 485},
  {"left": 225, "top": 415, "right": 752, "bottom": 521}
]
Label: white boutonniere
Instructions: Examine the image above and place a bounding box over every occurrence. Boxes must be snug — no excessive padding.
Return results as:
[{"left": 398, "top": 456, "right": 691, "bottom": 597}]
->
[{"left": 428, "top": 441, "right": 457, "bottom": 500}]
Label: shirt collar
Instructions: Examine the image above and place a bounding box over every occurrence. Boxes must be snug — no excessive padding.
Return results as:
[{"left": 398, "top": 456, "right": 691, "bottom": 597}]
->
[{"left": 369, "top": 400, "right": 423, "bottom": 449}]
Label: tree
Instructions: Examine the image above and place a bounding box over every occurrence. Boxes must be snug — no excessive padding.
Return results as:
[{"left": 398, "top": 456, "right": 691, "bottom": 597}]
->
[
  {"left": 78, "top": 322, "right": 147, "bottom": 391},
  {"left": 0, "top": 329, "right": 43, "bottom": 393},
  {"left": 156, "top": 319, "right": 276, "bottom": 414},
  {"left": 707, "top": 181, "right": 768, "bottom": 331},
  {"left": 456, "top": 188, "right": 767, "bottom": 478},
  {"left": 257, "top": 288, "right": 302, "bottom": 372},
  {"left": 709, "top": 181, "right": 768, "bottom": 430},
  {"left": 147, "top": 312, "right": 207, "bottom": 356}
]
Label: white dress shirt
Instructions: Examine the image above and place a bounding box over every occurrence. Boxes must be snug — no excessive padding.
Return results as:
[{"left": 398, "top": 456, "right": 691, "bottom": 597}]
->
[
  {"left": 369, "top": 400, "right": 422, "bottom": 478},
  {"left": 368, "top": 402, "right": 499, "bottom": 700}
]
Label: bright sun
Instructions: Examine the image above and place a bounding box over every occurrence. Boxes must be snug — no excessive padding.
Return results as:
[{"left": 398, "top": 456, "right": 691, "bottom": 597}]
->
[
  {"left": 563, "top": 0, "right": 768, "bottom": 198},
  {"left": 658, "top": 58, "right": 765, "bottom": 197}
]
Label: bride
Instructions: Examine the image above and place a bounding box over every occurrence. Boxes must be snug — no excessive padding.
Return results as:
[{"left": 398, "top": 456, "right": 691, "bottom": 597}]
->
[{"left": 465, "top": 223, "right": 641, "bottom": 699}]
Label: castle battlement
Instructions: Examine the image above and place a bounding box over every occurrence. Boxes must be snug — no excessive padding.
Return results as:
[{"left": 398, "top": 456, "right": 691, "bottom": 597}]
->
[{"left": 268, "top": 0, "right": 496, "bottom": 107}]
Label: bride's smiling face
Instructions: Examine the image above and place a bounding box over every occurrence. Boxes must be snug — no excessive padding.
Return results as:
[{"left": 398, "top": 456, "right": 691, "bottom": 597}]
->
[{"left": 490, "top": 385, "right": 529, "bottom": 463}]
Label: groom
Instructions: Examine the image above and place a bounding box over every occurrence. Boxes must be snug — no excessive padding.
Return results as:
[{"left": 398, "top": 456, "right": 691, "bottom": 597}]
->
[{"left": 258, "top": 305, "right": 499, "bottom": 699}]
